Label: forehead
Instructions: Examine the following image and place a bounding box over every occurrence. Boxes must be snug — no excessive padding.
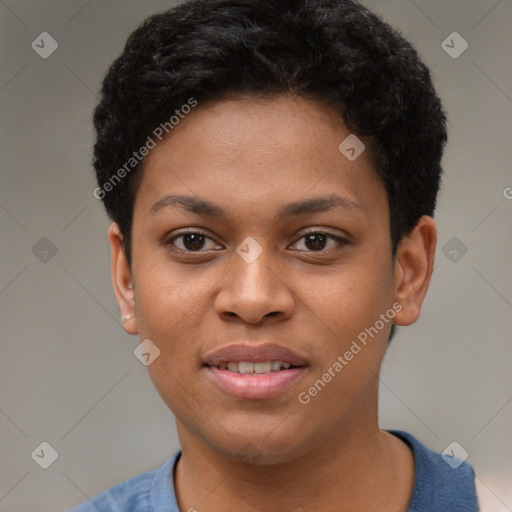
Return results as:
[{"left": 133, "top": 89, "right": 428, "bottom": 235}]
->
[{"left": 133, "top": 95, "right": 386, "bottom": 224}]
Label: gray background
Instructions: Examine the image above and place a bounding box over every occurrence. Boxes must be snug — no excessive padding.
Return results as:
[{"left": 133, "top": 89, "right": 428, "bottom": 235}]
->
[{"left": 0, "top": 1, "right": 511, "bottom": 510}]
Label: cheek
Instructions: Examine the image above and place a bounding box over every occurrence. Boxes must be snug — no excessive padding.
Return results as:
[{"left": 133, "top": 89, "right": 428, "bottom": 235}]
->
[
  {"left": 139, "top": 284, "right": 206, "bottom": 417},
  {"left": 296, "top": 259, "right": 394, "bottom": 396},
  {"left": 132, "top": 265, "right": 212, "bottom": 386},
  {"left": 306, "top": 260, "right": 393, "bottom": 338},
  {"left": 135, "top": 257, "right": 203, "bottom": 330}
]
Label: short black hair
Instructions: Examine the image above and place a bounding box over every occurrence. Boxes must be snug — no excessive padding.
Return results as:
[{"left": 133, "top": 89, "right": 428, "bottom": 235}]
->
[{"left": 93, "top": 0, "right": 447, "bottom": 269}]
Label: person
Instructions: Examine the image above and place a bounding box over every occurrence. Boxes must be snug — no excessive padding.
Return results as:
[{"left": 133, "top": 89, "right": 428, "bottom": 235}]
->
[{"left": 70, "top": 0, "right": 480, "bottom": 510}]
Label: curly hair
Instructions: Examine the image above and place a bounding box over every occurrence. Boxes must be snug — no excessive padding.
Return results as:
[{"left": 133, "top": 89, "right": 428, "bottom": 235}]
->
[{"left": 93, "top": 0, "right": 447, "bottom": 269}]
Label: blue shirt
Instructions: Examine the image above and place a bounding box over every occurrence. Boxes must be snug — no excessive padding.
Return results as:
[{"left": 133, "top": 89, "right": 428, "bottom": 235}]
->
[{"left": 67, "top": 430, "right": 479, "bottom": 511}]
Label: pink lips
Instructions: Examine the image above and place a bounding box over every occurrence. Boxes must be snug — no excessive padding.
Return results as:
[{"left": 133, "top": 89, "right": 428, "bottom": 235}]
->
[
  {"left": 203, "top": 342, "right": 308, "bottom": 400},
  {"left": 206, "top": 366, "right": 306, "bottom": 399}
]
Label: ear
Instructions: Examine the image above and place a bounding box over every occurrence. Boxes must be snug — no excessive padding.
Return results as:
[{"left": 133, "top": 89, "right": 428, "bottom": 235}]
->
[
  {"left": 108, "top": 222, "right": 138, "bottom": 335},
  {"left": 392, "top": 215, "right": 437, "bottom": 326}
]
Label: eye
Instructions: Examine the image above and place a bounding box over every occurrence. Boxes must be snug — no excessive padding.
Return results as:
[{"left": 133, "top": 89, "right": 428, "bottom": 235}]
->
[
  {"left": 290, "top": 231, "right": 349, "bottom": 252},
  {"left": 165, "top": 229, "right": 349, "bottom": 254},
  {"left": 167, "top": 231, "right": 221, "bottom": 252}
]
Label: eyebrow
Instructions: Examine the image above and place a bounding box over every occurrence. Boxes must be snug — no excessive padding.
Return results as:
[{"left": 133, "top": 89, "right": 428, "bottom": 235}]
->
[{"left": 149, "top": 194, "right": 365, "bottom": 220}]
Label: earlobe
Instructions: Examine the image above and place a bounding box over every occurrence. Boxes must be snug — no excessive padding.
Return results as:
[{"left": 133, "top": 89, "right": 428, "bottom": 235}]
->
[
  {"left": 108, "top": 222, "right": 138, "bottom": 335},
  {"left": 392, "top": 216, "right": 437, "bottom": 327}
]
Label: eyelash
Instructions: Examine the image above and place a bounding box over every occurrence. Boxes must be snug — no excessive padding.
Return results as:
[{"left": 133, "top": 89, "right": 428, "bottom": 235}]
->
[{"left": 165, "top": 229, "right": 350, "bottom": 253}]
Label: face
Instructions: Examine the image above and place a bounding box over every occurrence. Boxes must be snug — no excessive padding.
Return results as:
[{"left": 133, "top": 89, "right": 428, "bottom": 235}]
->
[{"left": 109, "top": 95, "right": 435, "bottom": 464}]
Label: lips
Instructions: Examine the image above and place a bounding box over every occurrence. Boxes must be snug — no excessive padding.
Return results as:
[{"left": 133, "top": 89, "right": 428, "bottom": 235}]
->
[
  {"left": 203, "top": 343, "right": 308, "bottom": 399},
  {"left": 203, "top": 342, "right": 308, "bottom": 367}
]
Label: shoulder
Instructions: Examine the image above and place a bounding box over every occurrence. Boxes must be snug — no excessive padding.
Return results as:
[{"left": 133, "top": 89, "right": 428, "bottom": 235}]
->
[
  {"left": 66, "top": 452, "right": 180, "bottom": 512},
  {"left": 66, "top": 469, "right": 157, "bottom": 512},
  {"left": 387, "top": 430, "right": 479, "bottom": 511}
]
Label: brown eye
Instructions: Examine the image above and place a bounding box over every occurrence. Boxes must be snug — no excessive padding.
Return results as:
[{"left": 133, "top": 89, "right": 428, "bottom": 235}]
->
[
  {"left": 167, "top": 232, "right": 220, "bottom": 252},
  {"left": 291, "top": 232, "right": 349, "bottom": 252}
]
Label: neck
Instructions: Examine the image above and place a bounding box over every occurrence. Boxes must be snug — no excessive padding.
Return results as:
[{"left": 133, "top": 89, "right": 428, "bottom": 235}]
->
[{"left": 173, "top": 415, "right": 414, "bottom": 512}]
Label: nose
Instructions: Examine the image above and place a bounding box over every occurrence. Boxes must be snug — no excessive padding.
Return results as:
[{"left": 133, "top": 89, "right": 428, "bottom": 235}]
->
[{"left": 214, "top": 246, "right": 295, "bottom": 325}]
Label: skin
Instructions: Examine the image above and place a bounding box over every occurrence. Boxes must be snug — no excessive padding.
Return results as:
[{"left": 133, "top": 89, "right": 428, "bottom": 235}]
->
[{"left": 108, "top": 95, "right": 437, "bottom": 511}]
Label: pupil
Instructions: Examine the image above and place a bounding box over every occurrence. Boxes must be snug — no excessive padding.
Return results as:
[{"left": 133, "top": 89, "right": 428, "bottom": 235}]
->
[
  {"left": 305, "top": 233, "right": 327, "bottom": 251},
  {"left": 183, "top": 233, "right": 205, "bottom": 251}
]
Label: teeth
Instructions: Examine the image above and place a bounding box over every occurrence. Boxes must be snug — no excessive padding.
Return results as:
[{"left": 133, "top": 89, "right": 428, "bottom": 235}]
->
[
  {"left": 227, "top": 361, "right": 239, "bottom": 372},
  {"left": 270, "top": 361, "right": 282, "bottom": 371},
  {"left": 216, "top": 361, "right": 296, "bottom": 373},
  {"left": 238, "top": 362, "right": 255, "bottom": 374},
  {"left": 254, "top": 362, "right": 271, "bottom": 374}
]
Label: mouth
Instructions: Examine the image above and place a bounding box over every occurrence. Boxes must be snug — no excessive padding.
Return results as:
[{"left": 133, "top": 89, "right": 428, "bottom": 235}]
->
[
  {"left": 202, "top": 342, "right": 308, "bottom": 399},
  {"left": 205, "top": 360, "right": 305, "bottom": 374}
]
